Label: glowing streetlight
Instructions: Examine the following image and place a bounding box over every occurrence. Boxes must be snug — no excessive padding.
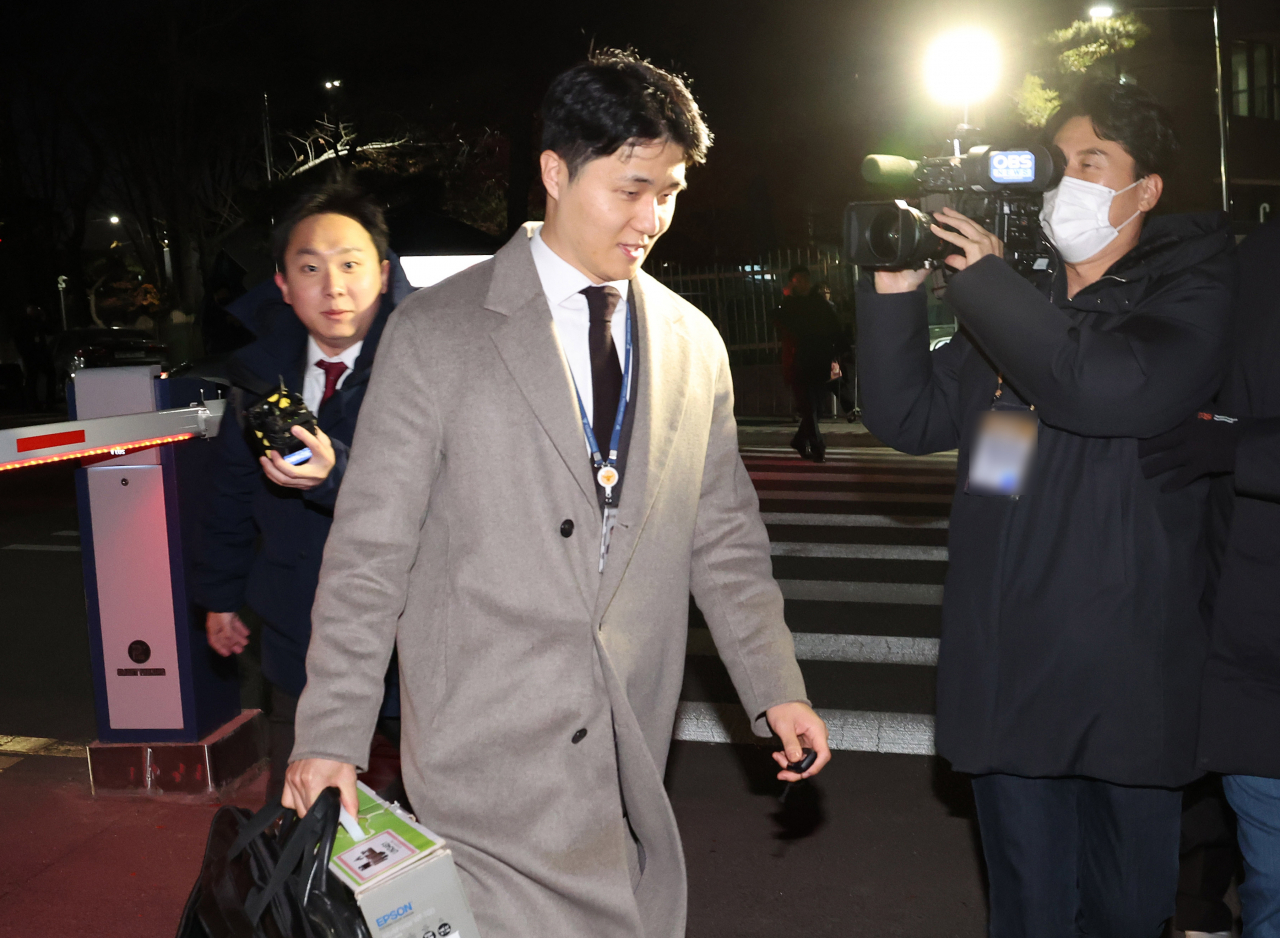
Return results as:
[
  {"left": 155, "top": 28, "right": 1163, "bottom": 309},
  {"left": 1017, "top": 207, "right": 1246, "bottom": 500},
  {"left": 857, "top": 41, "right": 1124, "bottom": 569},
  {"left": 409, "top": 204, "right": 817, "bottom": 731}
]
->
[
  {"left": 324, "top": 79, "right": 341, "bottom": 90},
  {"left": 1089, "top": 5, "right": 1115, "bottom": 18},
  {"left": 923, "top": 27, "right": 1001, "bottom": 123},
  {"left": 109, "top": 215, "right": 120, "bottom": 224}
]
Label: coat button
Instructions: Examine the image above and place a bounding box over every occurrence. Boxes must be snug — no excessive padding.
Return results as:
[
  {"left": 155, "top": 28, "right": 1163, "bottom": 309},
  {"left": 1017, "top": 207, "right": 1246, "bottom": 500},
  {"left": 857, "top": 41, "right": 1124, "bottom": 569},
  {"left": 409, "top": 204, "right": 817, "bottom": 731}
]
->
[
  {"left": 571, "top": 728, "right": 587, "bottom": 744},
  {"left": 560, "top": 519, "right": 574, "bottom": 538}
]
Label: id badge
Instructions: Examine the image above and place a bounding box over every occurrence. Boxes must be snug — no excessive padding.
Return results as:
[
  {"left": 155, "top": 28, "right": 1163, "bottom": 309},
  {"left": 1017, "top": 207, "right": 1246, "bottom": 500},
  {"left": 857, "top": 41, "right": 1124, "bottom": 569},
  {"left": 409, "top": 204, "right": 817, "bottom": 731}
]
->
[{"left": 966, "top": 406, "right": 1038, "bottom": 498}]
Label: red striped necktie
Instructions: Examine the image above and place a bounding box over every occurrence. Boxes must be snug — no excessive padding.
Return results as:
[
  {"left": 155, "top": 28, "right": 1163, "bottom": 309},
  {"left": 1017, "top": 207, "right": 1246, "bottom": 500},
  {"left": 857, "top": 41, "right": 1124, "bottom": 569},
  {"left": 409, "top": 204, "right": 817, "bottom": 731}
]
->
[{"left": 315, "top": 360, "right": 348, "bottom": 407}]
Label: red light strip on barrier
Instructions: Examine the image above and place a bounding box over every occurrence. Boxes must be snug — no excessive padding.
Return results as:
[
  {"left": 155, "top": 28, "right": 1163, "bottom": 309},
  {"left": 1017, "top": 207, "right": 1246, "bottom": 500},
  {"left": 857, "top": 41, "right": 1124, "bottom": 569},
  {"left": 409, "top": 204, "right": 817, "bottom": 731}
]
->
[
  {"left": 0, "top": 433, "right": 196, "bottom": 472},
  {"left": 17, "top": 429, "right": 87, "bottom": 453}
]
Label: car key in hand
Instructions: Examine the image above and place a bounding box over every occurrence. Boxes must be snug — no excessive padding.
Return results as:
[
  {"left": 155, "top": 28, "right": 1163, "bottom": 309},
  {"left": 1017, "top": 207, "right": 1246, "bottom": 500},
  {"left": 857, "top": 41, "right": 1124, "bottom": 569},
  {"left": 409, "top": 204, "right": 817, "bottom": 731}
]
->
[{"left": 779, "top": 747, "right": 817, "bottom": 803}]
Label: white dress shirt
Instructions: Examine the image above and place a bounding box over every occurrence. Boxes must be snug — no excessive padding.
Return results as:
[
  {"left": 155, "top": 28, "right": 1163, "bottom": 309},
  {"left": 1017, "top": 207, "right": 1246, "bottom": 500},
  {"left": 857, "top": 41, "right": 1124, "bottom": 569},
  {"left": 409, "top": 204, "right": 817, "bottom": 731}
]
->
[
  {"left": 303, "top": 336, "right": 363, "bottom": 414},
  {"left": 529, "top": 228, "right": 630, "bottom": 430}
]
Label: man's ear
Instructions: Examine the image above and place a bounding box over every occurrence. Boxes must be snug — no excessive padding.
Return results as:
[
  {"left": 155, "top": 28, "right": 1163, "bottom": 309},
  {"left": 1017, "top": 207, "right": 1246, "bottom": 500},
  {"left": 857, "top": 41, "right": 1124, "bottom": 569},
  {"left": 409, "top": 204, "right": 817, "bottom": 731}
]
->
[
  {"left": 1139, "top": 174, "right": 1164, "bottom": 212},
  {"left": 274, "top": 270, "right": 291, "bottom": 305},
  {"left": 540, "top": 150, "right": 567, "bottom": 203},
  {"left": 380, "top": 259, "right": 390, "bottom": 294}
]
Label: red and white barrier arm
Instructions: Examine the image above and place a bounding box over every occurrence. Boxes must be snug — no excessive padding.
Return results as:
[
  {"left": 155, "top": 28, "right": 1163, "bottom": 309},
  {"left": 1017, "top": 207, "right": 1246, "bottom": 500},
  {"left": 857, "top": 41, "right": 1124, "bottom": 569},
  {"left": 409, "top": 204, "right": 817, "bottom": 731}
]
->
[{"left": 0, "top": 400, "right": 227, "bottom": 472}]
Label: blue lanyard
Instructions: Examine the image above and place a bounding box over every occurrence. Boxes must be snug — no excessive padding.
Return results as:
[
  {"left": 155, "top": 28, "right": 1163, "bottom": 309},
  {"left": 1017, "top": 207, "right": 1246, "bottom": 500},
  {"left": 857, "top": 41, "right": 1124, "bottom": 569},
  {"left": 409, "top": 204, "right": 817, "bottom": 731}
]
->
[{"left": 570, "top": 302, "right": 632, "bottom": 505}]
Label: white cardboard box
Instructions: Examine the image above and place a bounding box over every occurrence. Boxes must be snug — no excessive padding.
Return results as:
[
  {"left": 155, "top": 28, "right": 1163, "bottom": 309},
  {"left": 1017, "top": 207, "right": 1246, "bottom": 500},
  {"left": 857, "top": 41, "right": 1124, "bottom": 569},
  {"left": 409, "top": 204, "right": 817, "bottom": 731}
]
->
[{"left": 329, "top": 781, "right": 480, "bottom": 937}]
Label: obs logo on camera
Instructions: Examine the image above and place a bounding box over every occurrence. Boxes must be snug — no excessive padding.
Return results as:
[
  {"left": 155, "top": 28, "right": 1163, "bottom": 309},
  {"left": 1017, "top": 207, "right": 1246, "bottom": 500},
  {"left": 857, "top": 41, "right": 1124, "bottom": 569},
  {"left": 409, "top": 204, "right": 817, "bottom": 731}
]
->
[{"left": 988, "top": 150, "right": 1035, "bottom": 184}]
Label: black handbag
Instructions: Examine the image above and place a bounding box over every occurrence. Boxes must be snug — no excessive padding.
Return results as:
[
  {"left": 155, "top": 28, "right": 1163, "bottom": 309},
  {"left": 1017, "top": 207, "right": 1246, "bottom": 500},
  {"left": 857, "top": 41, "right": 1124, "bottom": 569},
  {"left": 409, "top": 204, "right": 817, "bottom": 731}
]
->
[{"left": 176, "top": 788, "right": 371, "bottom": 938}]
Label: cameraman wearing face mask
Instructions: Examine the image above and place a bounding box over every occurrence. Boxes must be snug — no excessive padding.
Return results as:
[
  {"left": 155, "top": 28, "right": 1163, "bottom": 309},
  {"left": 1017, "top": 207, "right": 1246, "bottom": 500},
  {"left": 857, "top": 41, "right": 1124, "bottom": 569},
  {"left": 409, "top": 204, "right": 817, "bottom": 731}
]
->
[{"left": 856, "top": 79, "right": 1236, "bottom": 938}]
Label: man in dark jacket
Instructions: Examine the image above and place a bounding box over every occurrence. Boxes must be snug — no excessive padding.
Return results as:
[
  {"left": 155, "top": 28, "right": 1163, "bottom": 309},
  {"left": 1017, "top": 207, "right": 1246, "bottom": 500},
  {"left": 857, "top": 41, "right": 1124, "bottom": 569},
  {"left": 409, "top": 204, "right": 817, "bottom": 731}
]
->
[
  {"left": 194, "top": 177, "right": 414, "bottom": 799},
  {"left": 857, "top": 80, "right": 1235, "bottom": 937},
  {"left": 1140, "top": 216, "right": 1280, "bottom": 937},
  {"left": 773, "top": 265, "right": 844, "bottom": 460}
]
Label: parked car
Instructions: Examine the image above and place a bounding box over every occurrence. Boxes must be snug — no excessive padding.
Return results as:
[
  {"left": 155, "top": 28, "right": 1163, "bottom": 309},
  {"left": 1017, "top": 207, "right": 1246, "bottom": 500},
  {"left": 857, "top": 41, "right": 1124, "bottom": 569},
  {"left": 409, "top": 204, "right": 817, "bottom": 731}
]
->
[{"left": 52, "top": 328, "right": 169, "bottom": 388}]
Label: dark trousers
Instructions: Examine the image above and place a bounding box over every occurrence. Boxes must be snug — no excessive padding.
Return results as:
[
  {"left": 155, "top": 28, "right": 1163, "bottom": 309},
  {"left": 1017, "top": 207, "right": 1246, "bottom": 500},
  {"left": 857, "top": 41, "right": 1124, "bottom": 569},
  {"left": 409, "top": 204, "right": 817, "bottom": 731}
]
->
[
  {"left": 1176, "top": 775, "right": 1239, "bottom": 934},
  {"left": 971, "top": 774, "right": 1182, "bottom": 938},
  {"left": 266, "top": 684, "right": 297, "bottom": 804},
  {"left": 790, "top": 375, "right": 828, "bottom": 458}
]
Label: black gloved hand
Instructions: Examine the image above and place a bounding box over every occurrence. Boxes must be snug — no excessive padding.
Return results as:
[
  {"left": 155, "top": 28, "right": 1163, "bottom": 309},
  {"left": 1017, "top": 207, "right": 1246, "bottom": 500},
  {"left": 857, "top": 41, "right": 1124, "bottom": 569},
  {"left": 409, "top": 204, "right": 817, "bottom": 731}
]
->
[{"left": 1138, "top": 412, "right": 1247, "bottom": 492}]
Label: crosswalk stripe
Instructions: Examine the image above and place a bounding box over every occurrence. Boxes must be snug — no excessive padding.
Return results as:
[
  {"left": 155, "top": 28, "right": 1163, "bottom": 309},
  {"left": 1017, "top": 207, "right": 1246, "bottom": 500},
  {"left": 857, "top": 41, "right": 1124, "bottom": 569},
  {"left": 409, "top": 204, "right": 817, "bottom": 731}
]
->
[
  {"left": 771, "top": 542, "right": 948, "bottom": 561},
  {"left": 2, "top": 544, "right": 81, "bottom": 552},
  {"left": 741, "top": 447, "right": 957, "bottom": 462},
  {"left": 673, "top": 701, "right": 935, "bottom": 755},
  {"left": 687, "top": 627, "right": 939, "bottom": 665},
  {"left": 758, "top": 490, "right": 952, "bottom": 503},
  {"left": 761, "top": 511, "right": 949, "bottom": 529},
  {"left": 749, "top": 472, "right": 954, "bottom": 485},
  {"left": 777, "top": 579, "right": 944, "bottom": 605},
  {"left": 676, "top": 444, "right": 952, "bottom": 758},
  {"left": 793, "top": 632, "right": 939, "bottom": 665}
]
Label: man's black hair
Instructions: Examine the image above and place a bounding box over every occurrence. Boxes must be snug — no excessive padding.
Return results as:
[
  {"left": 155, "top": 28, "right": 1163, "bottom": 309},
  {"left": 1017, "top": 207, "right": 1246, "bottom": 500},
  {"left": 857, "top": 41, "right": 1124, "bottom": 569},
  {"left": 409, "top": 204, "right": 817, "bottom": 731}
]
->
[
  {"left": 541, "top": 48, "right": 712, "bottom": 178},
  {"left": 271, "top": 174, "right": 390, "bottom": 269},
  {"left": 1044, "top": 78, "right": 1180, "bottom": 179},
  {"left": 788, "top": 265, "right": 810, "bottom": 280}
]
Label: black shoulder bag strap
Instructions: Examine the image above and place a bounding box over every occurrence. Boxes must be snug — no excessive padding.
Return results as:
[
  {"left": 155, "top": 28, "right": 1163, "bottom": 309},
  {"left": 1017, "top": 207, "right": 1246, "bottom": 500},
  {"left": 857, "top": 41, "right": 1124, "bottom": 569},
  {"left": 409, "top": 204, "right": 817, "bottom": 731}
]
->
[{"left": 243, "top": 793, "right": 335, "bottom": 925}]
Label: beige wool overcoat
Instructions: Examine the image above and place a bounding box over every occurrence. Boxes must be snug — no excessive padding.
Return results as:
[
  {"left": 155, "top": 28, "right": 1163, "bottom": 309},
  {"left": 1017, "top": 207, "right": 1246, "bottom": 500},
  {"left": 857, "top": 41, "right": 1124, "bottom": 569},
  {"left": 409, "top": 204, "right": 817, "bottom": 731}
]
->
[{"left": 292, "top": 224, "right": 809, "bottom": 937}]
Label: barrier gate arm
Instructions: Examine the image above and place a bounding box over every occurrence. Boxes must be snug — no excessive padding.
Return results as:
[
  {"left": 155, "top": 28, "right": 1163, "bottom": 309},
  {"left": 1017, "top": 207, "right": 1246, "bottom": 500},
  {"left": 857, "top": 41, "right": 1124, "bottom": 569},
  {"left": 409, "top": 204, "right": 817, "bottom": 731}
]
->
[{"left": 0, "top": 399, "right": 227, "bottom": 471}]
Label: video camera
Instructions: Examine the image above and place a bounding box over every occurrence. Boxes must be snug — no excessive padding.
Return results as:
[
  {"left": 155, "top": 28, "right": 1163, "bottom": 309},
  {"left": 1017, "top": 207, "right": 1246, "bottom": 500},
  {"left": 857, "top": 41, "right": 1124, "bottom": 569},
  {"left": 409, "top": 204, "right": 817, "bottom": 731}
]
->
[{"left": 845, "top": 134, "right": 1066, "bottom": 276}]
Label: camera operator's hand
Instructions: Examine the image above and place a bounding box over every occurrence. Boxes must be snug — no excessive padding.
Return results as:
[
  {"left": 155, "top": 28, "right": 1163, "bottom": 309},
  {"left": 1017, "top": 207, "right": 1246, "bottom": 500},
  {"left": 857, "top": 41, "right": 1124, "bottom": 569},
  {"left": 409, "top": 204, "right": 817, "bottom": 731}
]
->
[
  {"left": 1138, "top": 412, "right": 1246, "bottom": 492},
  {"left": 931, "top": 207, "right": 1005, "bottom": 271},
  {"left": 873, "top": 268, "right": 930, "bottom": 294}
]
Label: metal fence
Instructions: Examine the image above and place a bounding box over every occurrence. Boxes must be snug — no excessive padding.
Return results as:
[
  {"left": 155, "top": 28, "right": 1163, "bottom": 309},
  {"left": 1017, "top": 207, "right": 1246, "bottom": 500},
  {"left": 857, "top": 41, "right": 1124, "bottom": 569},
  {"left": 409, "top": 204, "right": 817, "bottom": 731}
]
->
[{"left": 650, "top": 247, "right": 856, "bottom": 417}]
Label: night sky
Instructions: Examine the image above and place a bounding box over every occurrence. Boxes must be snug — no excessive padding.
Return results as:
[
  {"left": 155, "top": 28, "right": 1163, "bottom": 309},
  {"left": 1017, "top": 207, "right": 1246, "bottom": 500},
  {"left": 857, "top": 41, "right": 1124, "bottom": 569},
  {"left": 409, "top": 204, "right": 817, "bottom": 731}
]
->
[{"left": 0, "top": 0, "right": 1247, "bottom": 317}]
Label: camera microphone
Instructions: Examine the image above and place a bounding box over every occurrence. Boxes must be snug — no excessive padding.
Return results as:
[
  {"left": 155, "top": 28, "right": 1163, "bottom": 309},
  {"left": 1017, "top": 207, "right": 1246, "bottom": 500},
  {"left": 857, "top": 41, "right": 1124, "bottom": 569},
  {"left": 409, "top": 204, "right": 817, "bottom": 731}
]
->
[{"left": 861, "top": 154, "right": 921, "bottom": 187}]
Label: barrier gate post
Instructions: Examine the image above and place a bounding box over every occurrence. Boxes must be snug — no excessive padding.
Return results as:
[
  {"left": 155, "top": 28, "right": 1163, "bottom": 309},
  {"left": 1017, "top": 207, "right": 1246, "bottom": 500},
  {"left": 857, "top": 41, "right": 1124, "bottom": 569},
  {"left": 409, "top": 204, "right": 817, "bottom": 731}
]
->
[{"left": 1, "top": 365, "right": 265, "bottom": 795}]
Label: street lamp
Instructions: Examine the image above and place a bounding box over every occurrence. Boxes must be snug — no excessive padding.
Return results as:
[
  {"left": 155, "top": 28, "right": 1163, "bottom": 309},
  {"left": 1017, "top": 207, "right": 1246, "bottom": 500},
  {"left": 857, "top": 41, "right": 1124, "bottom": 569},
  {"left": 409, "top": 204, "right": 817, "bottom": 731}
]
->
[
  {"left": 324, "top": 79, "right": 341, "bottom": 90},
  {"left": 109, "top": 215, "right": 120, "bottom": 225},
  {"left": 1089, "top": 5, "right": 1115, "bottom": 18},
  {"left": 923, "top": 27, "right": 1001, "bottom": 127}
]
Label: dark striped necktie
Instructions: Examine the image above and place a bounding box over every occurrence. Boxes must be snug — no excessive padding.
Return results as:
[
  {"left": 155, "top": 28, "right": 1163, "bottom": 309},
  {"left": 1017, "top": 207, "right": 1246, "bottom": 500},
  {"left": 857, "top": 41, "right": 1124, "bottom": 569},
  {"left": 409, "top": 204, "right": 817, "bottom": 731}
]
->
[{"left": 581, "top": 285, "right": 623, "bottom": 445}]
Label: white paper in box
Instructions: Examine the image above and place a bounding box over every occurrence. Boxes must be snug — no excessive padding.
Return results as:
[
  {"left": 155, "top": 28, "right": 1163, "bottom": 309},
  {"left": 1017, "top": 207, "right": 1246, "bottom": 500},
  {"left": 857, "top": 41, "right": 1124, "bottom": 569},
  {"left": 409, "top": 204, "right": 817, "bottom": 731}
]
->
[{"left": 329, "top": 781, "right": 480, "bottom": 937}]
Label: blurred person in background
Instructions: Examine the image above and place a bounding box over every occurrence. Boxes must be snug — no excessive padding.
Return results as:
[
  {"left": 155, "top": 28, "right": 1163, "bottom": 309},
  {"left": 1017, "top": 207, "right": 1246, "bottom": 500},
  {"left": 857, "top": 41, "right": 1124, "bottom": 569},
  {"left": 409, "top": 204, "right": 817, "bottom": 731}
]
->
[
  {"left": 774, "top": 265, "right": 844, "bottom": 460},
  {"left": 812, "top": 280, "right": 857, "bottom": 422},
  {"left": 13, "top": 303, "right": 55, "bottom": 411}
]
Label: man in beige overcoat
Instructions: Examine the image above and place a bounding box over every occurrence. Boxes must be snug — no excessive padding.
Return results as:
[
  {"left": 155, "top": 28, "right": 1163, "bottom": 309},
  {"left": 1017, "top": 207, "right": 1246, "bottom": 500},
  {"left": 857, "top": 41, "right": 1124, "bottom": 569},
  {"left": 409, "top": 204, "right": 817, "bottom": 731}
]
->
[{"left": 284, "top": 49, "right": 830, "bottom": 937}]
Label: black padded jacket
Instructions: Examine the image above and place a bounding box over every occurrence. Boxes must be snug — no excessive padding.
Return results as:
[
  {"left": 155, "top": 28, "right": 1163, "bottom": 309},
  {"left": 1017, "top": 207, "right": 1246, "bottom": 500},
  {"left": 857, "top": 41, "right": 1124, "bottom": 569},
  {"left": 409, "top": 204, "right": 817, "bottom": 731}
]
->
[
  {"left": 856, "top": 212, "right": 1236, "bottom": 787},
  {"left": 1198, "top": 216, "right": 1280, "bottom": 779}
]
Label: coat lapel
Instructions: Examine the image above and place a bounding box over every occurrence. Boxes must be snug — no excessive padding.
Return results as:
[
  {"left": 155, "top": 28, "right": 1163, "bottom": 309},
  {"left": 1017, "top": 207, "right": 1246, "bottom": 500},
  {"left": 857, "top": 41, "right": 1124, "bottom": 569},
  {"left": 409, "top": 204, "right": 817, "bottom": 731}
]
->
[
  {"left": 486, "top": 227, "right": 598, "bottom": 511},
  {"left": 593, "top": 274, "right": 691, "bottom": 620}
]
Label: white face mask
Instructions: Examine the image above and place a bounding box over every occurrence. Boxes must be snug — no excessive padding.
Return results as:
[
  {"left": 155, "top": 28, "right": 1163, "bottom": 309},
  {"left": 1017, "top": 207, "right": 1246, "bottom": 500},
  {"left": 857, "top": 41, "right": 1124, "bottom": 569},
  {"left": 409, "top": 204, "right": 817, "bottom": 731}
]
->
[{"left": 1040, "top": 175, "right": 1143, "bottom": 263}]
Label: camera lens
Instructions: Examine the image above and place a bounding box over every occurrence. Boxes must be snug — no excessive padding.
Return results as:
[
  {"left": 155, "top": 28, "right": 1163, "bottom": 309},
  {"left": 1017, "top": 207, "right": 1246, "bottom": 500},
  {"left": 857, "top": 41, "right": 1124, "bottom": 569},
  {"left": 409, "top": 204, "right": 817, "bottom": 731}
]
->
[{"left": 868, "top": 209, "right": 903, "bottom": 261}]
